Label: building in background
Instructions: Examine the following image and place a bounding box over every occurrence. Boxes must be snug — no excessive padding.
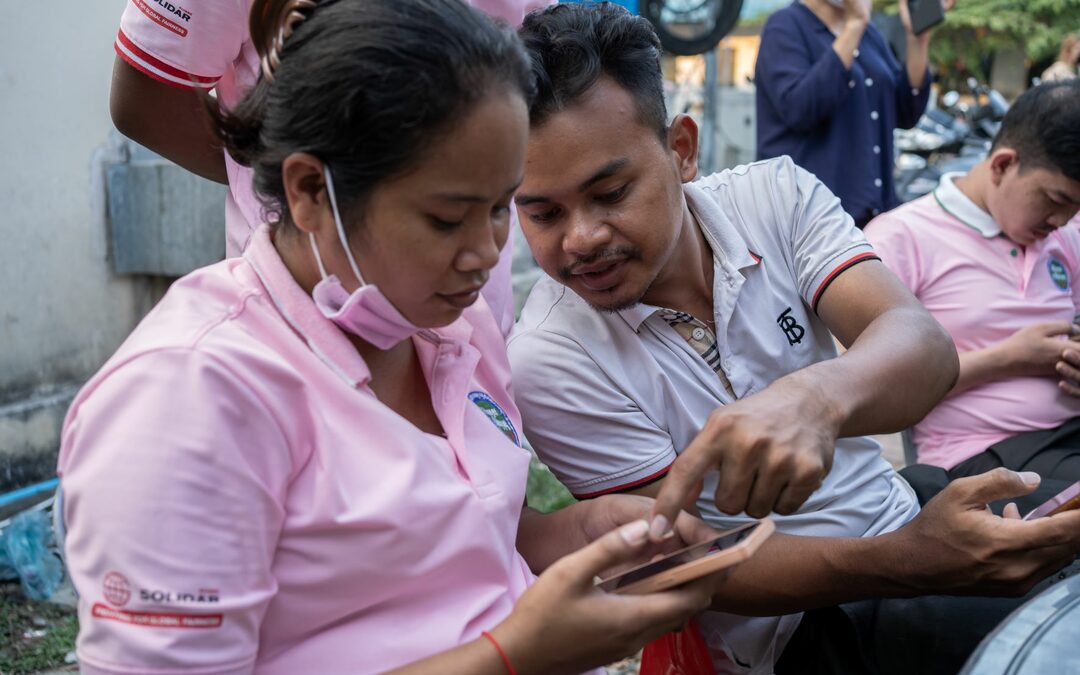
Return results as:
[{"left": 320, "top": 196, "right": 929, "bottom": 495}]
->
[{"left": 0, "top": 1, "right": 225, "bottom": 495}]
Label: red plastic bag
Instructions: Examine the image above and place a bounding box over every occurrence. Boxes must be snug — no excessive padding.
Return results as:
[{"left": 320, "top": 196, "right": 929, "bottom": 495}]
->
[{"left": 639, "top": 618, "right": 717, "bottom": 675}]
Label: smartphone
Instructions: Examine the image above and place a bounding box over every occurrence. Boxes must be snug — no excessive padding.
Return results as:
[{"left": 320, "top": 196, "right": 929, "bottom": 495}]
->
[
  {"left": 596, "top": 519, "right": 775, "bottom": 595},
  {"left": 1023, "top": 481, "right": 1080, "bottom": 521},
  {"left": 909, "top": 0, "right": 945, "bottom": 35}
]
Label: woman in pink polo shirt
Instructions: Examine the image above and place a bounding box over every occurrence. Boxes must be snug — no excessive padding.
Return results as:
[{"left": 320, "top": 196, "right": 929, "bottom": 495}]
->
[{"left": 61, "top": 1, "right": 716, "bottom": 673}]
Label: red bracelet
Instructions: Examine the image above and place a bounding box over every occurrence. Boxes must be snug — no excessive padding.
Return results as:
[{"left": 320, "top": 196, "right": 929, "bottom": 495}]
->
[{"left": 481, "top": 630, "right": 516, "bottom": 675}]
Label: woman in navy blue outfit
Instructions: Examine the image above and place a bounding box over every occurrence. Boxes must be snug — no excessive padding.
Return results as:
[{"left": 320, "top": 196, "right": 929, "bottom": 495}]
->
[{"left": 755, "top": 0, "right": 948, "bottom": 227}]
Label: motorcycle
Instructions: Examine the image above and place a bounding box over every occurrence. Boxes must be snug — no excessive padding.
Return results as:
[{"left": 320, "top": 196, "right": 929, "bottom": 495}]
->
[{"left": 894, "top": 78, "right": 1009, "bottom": 203}]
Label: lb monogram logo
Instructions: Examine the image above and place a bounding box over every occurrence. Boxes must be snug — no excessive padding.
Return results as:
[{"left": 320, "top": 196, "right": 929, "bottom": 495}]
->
[{"left": 777, "top": 307, "right": 805, "bottom": 346}]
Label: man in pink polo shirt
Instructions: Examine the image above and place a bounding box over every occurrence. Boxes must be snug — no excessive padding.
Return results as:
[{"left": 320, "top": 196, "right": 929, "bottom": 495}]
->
[
  {"left": 108, "top": 0, "right": 551, "bottom": 333},
  {"left": 866, "top": 80, "right": 1080, "bottom": 481}
]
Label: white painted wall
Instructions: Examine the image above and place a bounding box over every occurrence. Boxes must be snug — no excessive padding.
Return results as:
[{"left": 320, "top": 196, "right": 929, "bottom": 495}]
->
[{"left": 0, "top": 1, "right": 166, "bottom": 489}]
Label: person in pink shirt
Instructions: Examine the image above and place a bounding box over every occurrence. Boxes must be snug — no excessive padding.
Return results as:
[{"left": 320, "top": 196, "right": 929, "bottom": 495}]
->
[
  {"left": 62, "top": 2, "right": 721, "bottom": 673},
  {"left": 108, "top": 0, "right": 551, "bottom": 334},
  {"left": 866, "top": 80, "right": 1080, "bottom": 482}
]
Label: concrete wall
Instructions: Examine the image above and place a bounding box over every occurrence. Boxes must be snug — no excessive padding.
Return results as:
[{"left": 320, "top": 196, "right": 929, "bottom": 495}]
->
[{"left": 0, "top": 1, "right": 169, "bottom": 491}]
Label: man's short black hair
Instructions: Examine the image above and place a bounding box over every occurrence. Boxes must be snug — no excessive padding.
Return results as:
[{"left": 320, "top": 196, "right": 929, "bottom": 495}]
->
[
  {"left": 519, "top": 2, "right": 667, "bottom": 136},
  {"left": 992, "top": 80, "right": 1080, "bottom": 182}
]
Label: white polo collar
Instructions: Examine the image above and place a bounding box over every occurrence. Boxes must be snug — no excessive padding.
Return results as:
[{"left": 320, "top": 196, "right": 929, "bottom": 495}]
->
[
  {"left": 618, "top": 182, "right": 759, "bottom": 332},
  {"left": 933, "top": 172, "right": 1001, "bottom": 238}
]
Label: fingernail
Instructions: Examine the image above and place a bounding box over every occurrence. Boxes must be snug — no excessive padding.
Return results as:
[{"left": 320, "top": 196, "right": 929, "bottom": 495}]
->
[
  {"left": 619, "top": 519, "right": 650, "bottom": 545},
  {"left": 1019, "top": 471, "right": 1041, "bottom": 487},
  {"left": 648, "top": 515, "right": 670, "bottom": 541}
]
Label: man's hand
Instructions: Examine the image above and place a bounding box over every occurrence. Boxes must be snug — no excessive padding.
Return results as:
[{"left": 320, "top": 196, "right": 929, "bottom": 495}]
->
[
  {"left": 650, "top": 378, "right": 837, "bottom": 539},
  {"left": 892, "top": 469, "right": 1080, "bottom": 596},
  {"left": 997, "top": 321, "right": 1075, "bottom": 378}
]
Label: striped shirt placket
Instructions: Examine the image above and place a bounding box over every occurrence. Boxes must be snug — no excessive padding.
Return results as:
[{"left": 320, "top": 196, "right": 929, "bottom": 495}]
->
[{"left": 657, "top": 309, "right": 736, "bottom": 398}]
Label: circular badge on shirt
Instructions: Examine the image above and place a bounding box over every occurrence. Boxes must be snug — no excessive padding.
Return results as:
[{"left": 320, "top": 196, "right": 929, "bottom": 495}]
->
[
  {"left": 1048, "top": 257, "right": 1070, "bottom": 291},
  {"left": 468, "top": 391, "right": 521, "bottom": 446},
  {"left": 103, "top": 571, "right": 131, "bottom": 607}
]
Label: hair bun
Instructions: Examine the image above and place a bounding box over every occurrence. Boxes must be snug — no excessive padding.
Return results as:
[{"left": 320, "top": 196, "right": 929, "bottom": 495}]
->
[{"left": 251, "top": 0, "right": 318, "bottom": 82}]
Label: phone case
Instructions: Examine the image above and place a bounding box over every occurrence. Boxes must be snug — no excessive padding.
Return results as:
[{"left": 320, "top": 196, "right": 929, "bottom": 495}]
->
[
  {"left": 1023, "top": 481, "right": 1080, "bottom": 521},
  {"left": 608, "top": 518, "right": 775, "bottom": 595},
  {"left": 910, "top": 0, "right": 945, "bottom": 36}
]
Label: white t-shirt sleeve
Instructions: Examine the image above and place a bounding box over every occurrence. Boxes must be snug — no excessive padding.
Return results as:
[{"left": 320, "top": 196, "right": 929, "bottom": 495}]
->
[
  {"left": 508, "top": 330, "right": 677, "bottom": 498},
  {"left": 760, "top": 157, "right": 881, "bottom": 312},
  {"left": 60, "top": 348, "right": 291, "bottom": 674},
  {"left": 115, "top": 0, "right": 249, "bottom": 90}
]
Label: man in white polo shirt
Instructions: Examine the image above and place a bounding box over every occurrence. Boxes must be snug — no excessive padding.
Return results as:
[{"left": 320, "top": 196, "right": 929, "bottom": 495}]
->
[
  {"left": 510, "top": 5, "right": 1080, "bottom": 674},
  {"left": 866, "top": 80, "right": 1080, "bottom": 482}
]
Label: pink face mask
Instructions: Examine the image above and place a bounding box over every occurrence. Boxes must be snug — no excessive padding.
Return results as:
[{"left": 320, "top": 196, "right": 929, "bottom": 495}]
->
[{"left": 309, "top": 166, "right": 431, "bottom": 350}]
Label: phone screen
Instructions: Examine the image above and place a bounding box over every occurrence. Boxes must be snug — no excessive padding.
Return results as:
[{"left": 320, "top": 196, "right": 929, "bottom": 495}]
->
[{"left": 597, "top": 521, "right": 761, "bottom": 593}]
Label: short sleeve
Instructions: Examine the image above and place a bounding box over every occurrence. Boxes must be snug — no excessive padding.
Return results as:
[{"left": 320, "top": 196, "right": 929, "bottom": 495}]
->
[
  {"left": 757, "top": 157, "right": 880, "bottom": 311},
  {"left": 1052, "top": 220, "right": 1080, "bottom": 309},
  {"left": 863, "top": 211, "right": 926, "bottom": 297},
  {"left": 59, "top": 348, "right": 292, "bottom": 675},
  {"left": 507, "top": 330, "right": 676, "bottom": 498},
  {"left": 115, "top": 0, "right": 249, "bottom": 90}
]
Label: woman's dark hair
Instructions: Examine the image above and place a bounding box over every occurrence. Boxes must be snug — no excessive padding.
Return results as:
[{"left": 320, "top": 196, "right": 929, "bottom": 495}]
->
[
  {"left": 519, "top": 2, "right": 667, "bottom": 137},
  {"left": 992, "top": 79, "right": 1080, "bottom": 182},
  {"left": 214, "top": 0, "right": 535, "bottom": 224}
]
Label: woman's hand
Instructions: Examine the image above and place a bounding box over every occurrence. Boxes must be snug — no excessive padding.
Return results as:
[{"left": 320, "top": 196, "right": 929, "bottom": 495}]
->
[
  {"left": 578, "top": 494, "right": 719, "bottom": 552},
  {"left": 842, "top": 0, "right": 871, "bottom": 27},
  {"left": 517, "top": 494, "right": 717, "bottom": 572},
  {"left": 494, "top": 519, "right": 715, "bottom": 675}
]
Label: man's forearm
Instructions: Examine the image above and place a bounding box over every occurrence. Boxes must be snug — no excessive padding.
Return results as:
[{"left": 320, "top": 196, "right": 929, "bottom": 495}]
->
[
  {"left": 796, "top": 305, "right": 957, "bottom": 438},
  {"left": 708, "top": 531, "right": 917, "bottom": 616},
  {"left": 110, "top": 57, "right": 228, "bottom": 184}
]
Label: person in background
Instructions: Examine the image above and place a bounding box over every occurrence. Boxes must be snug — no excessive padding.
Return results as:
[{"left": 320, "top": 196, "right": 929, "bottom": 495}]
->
[
  {"left": 61, "top": 2, "right": 720, "bottom": 673},
  {"left": 755, "top": 0, "right": 951, "bottom": 228},
  {"left": 108, "top": 0, "right": 550, "bottom": 334},
  {"left": 866, "top": 81, "right": 1080, "bottom": 482},
  {"left": 1042, "top": 33, "right": 1079, "bottom": 82}
]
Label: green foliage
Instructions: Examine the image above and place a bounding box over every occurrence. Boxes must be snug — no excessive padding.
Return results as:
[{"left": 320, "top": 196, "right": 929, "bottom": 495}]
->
[
  {"left": 874, "top": 0, "right": 1080, "bottom": 80},
  {"left": 526, "top": 457, "right": 577, "bottom": 514},
  {"left": 0, "top": 583, "right": 77, "bottom": 675}
]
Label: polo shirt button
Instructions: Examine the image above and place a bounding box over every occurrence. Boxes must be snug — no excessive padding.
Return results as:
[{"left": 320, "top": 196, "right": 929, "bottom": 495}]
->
[
  {"left": 873, "top": 145, "right": 881, "bottom": 154},
  {"left": 871, "top": 111, "right": 880, "bottom": 121},
  {"left": 865, "top": 77, "right": 874, "bottom": 87},
  {"left": 849, "top": 80, "right": 856, "bottom": 89},
  {"left": 853, "top": 49, "right": 860, "bottom": 58},
  {"left": 872, "top": 208, "right": 881, "bottom": 215},
  {"left": 691, "top": 327, "right": 706, "bottom": 341},
  {"left": 874, "top": 178, "right": 883, "bottom": 188},
  {"left": 912, "top": 88, "right": 920, "bottom": 96}
]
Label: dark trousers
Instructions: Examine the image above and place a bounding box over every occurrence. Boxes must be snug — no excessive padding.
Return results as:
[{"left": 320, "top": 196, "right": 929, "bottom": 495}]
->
[
  {"left": 949, "top": 417, "right": 1080, "bottom": 485},
  {"left": 775, "top": 453, "right": 1080, "bottom": 675}
]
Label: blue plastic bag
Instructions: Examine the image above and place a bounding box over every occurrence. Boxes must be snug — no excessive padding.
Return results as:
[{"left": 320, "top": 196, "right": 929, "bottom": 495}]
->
[{"left": 0, "top": 510, "right": 63, "bottom": 601}]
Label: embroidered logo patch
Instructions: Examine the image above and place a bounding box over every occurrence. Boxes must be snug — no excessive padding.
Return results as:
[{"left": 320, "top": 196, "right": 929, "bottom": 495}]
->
[
  {"left": 1049, "top": 257, "right": 1070, "bottom": 291},
  {"left": 468, "top": 391, "right": 520, "bottom": 446}
]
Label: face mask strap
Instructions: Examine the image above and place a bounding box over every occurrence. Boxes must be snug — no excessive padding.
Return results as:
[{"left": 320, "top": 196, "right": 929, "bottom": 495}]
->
[
  {"left": 308, "top": 232, "right": 330, "bottom": 279},
  {"left": 322, "top": 163, "right": 367, "bottom": 286}
]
